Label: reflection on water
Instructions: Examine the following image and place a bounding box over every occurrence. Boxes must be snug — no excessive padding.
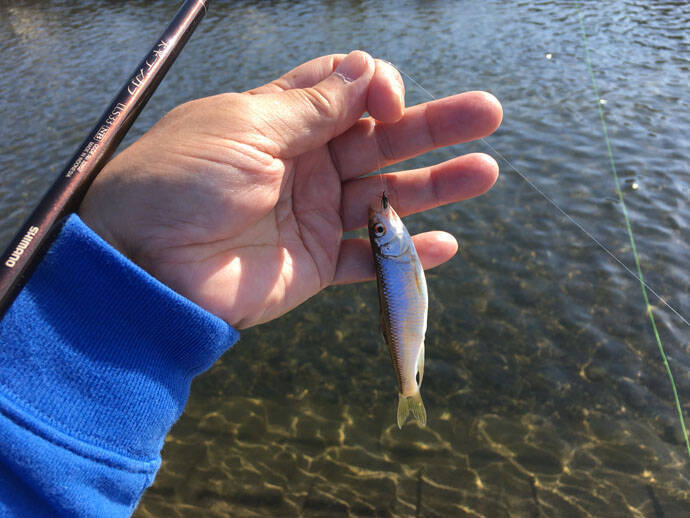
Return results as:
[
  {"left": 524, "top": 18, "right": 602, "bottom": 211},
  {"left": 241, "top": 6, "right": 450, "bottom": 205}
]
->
[{"left": 0, "top": 0, "right": 688, "bottom": 516}]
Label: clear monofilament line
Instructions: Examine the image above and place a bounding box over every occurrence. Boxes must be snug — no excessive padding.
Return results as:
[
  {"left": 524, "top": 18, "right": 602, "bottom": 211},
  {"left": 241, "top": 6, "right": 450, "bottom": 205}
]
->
[
  {"left": 399, "top": 70, "right": 688, "bottom": 327},
  {"left": 482, "top": 139, "right": 689, "bottom": 327},
  {"left": 398, "top": 16, "right": 689, "bottom": 456}
]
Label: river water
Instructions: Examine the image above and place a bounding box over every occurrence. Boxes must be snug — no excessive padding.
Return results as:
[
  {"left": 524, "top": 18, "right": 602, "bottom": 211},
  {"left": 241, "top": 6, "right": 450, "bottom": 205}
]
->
[{"left": 1, "top": 1, "right": 688, "bottom": 516}]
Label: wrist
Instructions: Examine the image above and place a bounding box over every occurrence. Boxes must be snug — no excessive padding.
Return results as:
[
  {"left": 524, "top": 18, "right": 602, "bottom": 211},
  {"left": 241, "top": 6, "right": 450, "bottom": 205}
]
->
[{"left": 79, "top": 163, "right": 133, "bottom": 261}]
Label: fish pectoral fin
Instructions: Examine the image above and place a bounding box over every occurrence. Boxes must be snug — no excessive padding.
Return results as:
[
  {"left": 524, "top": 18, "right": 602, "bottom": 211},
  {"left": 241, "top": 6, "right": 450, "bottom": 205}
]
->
[
  {"left": 417, "top": 343, "right": 425, "bottom": 388},
  {"left": 396, "top": 391, "right": 427, "bottom": 428}
]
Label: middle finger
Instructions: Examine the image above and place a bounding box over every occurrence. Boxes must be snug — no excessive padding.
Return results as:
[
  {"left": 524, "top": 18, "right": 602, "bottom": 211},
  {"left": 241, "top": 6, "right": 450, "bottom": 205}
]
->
[{"left": 329, "top": 90, "right": 502, "bottom": 181}]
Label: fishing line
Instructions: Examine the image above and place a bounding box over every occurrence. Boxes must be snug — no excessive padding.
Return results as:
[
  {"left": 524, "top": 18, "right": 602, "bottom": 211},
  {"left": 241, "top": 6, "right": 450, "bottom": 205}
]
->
[
  {"left": 400, "top": 70, "right": 688, "bottom": 327},
  {"left": 370, "top": 116, "right": 388, "bottom": 201},
  {"left": 575, "top": 0, "right": 689, "bottom": 457},
  {"left": 385, "top": 5, "right": 689, "bottom": 456}
]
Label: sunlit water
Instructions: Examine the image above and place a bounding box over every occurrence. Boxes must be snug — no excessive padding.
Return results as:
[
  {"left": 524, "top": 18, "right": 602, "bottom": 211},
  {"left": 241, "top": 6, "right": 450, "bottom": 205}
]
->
[{"left": 1, "top": 1, "right": 688, "bottom": 516}]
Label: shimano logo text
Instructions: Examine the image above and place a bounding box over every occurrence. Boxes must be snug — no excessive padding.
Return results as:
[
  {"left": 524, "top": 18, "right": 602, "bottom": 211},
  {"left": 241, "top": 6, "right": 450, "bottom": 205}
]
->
[{"left": 5, "top": 226, "right": 39, "bottom": 268}]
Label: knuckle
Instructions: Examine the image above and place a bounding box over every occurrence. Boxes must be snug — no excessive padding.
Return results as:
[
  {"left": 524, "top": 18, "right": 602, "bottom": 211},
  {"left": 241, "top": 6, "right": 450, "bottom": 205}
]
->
[
  {"left": 299, "top": 86, "right": 338, "bottom": 120},
  {"left": 422, "top": 104, "right": 439, "bottom": 148}
]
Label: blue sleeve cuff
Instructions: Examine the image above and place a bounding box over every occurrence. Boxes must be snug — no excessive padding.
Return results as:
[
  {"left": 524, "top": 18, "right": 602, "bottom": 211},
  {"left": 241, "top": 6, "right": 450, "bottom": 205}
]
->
[{"left": 0, "top": 214, "right": 239, "bottom": 461}]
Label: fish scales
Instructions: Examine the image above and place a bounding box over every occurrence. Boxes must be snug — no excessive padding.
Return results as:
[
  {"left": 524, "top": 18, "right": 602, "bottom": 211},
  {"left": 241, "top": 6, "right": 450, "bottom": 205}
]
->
[{"left": 377, "top": 258, "right": 426, "bottom": 388}]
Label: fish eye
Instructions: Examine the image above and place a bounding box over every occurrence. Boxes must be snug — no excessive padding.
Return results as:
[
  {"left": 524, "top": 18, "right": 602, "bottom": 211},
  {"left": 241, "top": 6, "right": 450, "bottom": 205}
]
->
[{"left": 374, "top": 224, "right": 385, "bottom": 236}]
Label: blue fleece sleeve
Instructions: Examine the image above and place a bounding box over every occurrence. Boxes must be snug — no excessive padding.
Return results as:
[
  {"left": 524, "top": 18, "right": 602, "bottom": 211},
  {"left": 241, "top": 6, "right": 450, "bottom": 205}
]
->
[{"left": 0, "top": 214, "right": 239, "bottom": 517}]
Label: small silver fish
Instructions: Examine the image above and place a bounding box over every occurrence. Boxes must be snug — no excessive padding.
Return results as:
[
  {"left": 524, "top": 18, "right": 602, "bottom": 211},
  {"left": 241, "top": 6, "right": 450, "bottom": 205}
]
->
[{"left": 369, "top": 192, "right": 428, "bottom": 428}]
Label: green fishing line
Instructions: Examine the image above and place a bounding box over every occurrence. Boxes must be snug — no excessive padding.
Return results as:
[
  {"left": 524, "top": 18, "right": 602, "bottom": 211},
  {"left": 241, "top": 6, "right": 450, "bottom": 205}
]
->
[{"left": 576, "top": 1, "right": 690, "bottom": 457}]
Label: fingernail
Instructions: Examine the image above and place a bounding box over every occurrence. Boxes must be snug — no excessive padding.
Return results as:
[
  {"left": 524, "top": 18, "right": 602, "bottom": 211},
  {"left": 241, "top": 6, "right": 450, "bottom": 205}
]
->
[{"left": 334, "top": 51, "right": 370, "bottom": 83}]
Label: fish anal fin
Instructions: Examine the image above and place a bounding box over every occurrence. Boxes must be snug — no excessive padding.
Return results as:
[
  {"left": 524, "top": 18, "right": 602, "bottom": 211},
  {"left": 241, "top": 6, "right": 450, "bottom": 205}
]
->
[{"left": 417, "top": 343, "right": 425, "bottom": 388}]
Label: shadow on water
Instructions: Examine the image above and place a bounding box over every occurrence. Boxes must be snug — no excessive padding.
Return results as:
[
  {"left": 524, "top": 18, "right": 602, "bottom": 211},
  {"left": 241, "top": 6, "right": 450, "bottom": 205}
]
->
[{"left": 646, "top": 484, "right": 666, "bottom": 518}]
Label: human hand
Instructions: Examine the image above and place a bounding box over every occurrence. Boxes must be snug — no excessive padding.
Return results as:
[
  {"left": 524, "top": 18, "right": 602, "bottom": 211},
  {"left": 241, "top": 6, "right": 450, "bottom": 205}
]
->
[{"left": 80, "top": 51, "right": 502, "bottom": 329}]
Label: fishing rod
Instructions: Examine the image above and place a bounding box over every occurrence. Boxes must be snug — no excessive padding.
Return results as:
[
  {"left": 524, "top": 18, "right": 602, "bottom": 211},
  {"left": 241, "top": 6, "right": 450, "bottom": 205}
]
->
[{"left": 0, "top": 0, "right": 211, "bottom": 318}]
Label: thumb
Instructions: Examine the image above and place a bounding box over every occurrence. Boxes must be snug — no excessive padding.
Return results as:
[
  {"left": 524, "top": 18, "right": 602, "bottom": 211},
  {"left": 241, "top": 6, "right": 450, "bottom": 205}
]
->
[{"left": 258, "top": 51, "right": 375, "bottom": 158}]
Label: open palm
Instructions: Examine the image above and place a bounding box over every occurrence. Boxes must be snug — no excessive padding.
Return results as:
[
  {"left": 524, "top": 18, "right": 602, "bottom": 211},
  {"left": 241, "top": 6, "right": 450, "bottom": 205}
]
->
[{"left": 80, "top": 52, "right": 502, "bottom": 328}]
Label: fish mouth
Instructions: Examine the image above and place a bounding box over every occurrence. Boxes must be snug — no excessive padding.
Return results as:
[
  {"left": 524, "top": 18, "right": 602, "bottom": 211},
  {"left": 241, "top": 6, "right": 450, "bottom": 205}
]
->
[{"left": 368, "top": 191, "right": 390, "bottom": 217}]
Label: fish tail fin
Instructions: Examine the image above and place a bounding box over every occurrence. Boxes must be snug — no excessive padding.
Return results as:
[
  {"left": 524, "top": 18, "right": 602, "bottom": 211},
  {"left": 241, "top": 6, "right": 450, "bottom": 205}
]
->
[{"left": 396, "top": 390, "right": 427, "bottom": 428}]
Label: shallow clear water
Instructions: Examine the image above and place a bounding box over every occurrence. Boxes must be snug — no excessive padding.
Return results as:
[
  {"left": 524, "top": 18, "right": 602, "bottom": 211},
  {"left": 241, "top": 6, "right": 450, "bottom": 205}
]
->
[{"left": 1, "top": 0, "right": 688, "bottom": 516}]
